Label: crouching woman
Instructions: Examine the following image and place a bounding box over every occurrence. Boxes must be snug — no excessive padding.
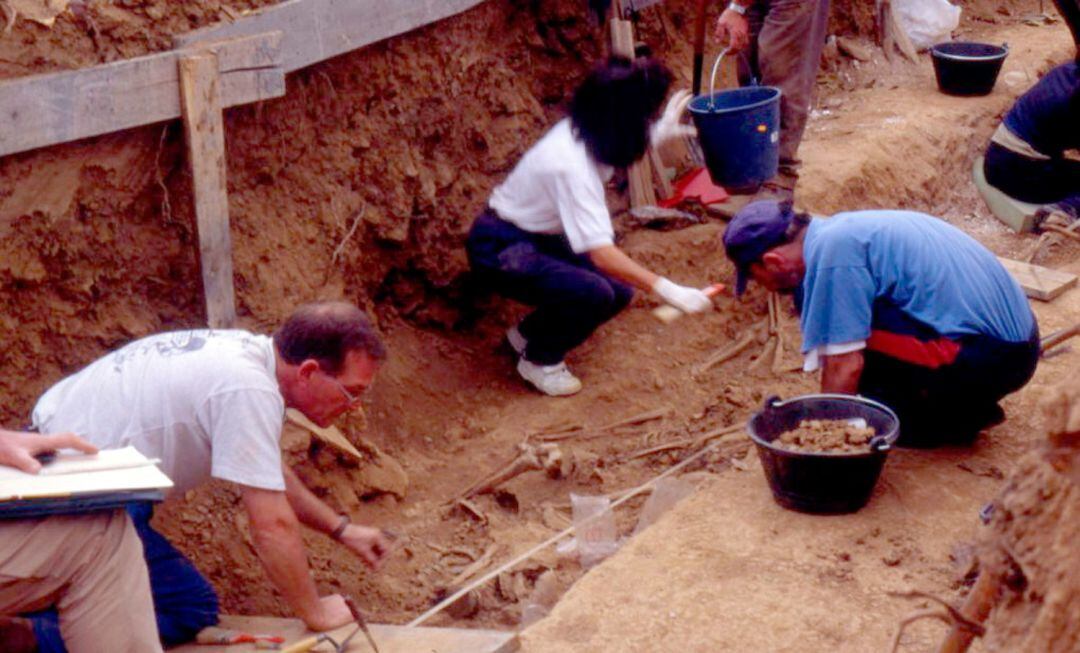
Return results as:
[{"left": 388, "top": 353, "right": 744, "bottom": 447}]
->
[{"left": 466, "top": 56, "right": 711, "bottom": 396}]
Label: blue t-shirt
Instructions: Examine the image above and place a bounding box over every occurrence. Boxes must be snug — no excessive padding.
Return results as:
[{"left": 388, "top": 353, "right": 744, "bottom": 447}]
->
[
  {"left": 1002, "top": 61, "right": 1080, "bottom": 156},
  {"left": 799, "top": 211, "right": 1035, "bottom": 353}
]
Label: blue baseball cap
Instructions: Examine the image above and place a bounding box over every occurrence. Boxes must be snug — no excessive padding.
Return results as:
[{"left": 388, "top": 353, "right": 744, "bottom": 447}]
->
[{"left": 722, "top": 200, "right": 796, "bottom": 295}]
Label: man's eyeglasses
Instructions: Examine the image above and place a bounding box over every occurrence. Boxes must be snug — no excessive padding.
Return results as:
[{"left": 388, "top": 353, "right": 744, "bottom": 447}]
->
[{"left": 319, "top": 370, "right": 362, "bottom": 405}]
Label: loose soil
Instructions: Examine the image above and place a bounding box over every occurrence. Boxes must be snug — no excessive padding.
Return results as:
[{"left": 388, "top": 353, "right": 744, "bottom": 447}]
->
[
  {"left": 775, "top": 419, "right": 876, "bottom": 454},
  {"left": 0, "top": 1, "right": 1077, "bottom": 651}
]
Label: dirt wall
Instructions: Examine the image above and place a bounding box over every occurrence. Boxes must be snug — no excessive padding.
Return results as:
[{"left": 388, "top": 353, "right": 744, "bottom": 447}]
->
[
  {"left": 975, "top": 375, "right": 1080, "bottom": 652},
  {"left": 0, "top": 0, "right": 615, "bottom": 424},
  {"left": 0, "top": 0, "right": 1007, "bottom": 424}
]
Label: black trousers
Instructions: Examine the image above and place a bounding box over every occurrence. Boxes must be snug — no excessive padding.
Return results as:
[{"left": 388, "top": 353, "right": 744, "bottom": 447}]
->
[
  {"left": 857, "top": 303, "right": 1040, "bottom": 447},
  {"left": 466, "top": 209, "right": 633, "bottom": 366},
  {"left": 984, "top": 142, "right": 1080, "bottom": 218}
]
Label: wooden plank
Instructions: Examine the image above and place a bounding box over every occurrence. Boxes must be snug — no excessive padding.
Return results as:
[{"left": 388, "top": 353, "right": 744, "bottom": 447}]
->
[
  {"left": 0, "top": 32, "right": 284, "bottom": 159},
  {"left": 609, "top": 17, "right": 657, "bottom": 208},
  {"left": 175, "top": 0, "right": 486, "bottom": 74},
  {"left": 175, "top": 615, "right": 519, "bottom": 653},
  {"left": 285, "top": 408, "right": 364, "bottom": 461},
  {"left": 648, "top": 146, "right": 673, "bottom": 199},
  {"left": 180, "top": 53, "right": 237, "bottom": 329},
  {"left": 998, "top": 256, "right": 1078, "bottom": 302}
]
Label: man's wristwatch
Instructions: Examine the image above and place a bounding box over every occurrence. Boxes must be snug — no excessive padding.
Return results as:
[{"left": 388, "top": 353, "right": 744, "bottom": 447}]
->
[{"left": 728, "top": 1, "right": 748, "bottom": 15}]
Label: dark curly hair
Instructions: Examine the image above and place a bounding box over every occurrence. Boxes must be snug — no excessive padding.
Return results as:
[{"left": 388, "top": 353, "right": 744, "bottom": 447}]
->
[
  {"left": 569, "top": 55, "right": 674, "bottom": 168},
  {"left": 273, "top": 301, "right": 386, "bottom": 374}
]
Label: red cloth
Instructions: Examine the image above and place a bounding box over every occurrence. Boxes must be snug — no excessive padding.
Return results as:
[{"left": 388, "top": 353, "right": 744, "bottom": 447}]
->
[
  {"left": 866, "top": 330, "right": 961, "bottom": 369},
  {"left": 659, "top": 167, "right": 730, "bottom": 208}
]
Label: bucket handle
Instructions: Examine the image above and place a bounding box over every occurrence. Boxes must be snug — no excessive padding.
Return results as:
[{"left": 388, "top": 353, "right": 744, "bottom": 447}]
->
[
  {"left": 706, "top": 47, "right": 730, "bottom": 110},
  {"left": 869, "top": 435, "right": 891, "bottom": 453}
]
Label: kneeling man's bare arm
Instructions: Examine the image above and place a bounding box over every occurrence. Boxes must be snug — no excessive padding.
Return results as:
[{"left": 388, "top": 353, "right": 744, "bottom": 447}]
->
[
  {"left": 241, "top": 486, "right": 353, "bottom": 631},
  {"left": 821, "top": 350, "right": 864, "bottom": 395}
]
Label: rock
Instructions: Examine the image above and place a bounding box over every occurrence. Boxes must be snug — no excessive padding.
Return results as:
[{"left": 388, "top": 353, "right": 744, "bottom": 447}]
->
[{"left": 443, "top": 589, "right": 480, "bottom": 620}]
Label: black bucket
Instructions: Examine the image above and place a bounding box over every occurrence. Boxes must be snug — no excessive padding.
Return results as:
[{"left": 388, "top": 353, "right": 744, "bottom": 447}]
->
[
  {"left": 747, "top": 394, "right": 900, "bottom": 514},
  {"left": 930, "top": 42, "right": 1008, "bottom": 96}
]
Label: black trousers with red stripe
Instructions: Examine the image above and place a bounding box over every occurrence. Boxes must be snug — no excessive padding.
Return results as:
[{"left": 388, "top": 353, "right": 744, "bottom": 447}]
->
[{"left": 856, "top": 303, "right": 1039, "bottom": 447}]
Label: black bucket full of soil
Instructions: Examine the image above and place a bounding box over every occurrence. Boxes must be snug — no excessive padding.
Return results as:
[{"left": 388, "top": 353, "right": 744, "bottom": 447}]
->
[
  {"left": 747, "top": 394, "right": 900, "bottom": 514},
  {"left": 930, "top": 42, "right": 1008, "bottom": 96}
]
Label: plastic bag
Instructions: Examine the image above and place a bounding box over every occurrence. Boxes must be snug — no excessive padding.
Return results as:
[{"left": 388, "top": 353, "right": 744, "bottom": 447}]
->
[
  {"left": 568, "top": 493, "right": 619, "bottom": 569},
  {"left": 631, "top": 478, "right": 695, "bottom": 536},
  {"left": 895, "top": 0, "right": 962, "bottom": 51},
  {"left": 519, "top": 570, "right": 560, "bottom": 628}
]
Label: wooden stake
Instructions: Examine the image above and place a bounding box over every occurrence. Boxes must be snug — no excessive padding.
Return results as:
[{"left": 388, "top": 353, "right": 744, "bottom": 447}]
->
[
  {"left": 179, "top": 52, "right": 238, "bottom": 328},
  {"left": 610, "top": 16, "right": 658, "bottom": 208},
  {"left": 877, "top": 0, "right": 918, "bottom": 63}
]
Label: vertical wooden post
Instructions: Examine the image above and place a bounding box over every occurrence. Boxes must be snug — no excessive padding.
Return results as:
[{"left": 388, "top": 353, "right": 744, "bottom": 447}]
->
[
  {"left": 179, "top": 52, "right": 238, "bottom": 329},
  {"left": 610, "top": 15, "right": 658, "bottom": 208}
]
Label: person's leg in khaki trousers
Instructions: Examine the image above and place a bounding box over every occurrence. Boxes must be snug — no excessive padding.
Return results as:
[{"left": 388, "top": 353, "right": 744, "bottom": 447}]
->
[
  {"left": 741, "top": 0, "right": 831, "bottom": 196},
  {"left": 0, "top": 511, "right": 161, "bottom": 653}
]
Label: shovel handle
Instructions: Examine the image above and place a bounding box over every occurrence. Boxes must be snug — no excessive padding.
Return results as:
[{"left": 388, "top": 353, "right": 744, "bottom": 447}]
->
[
  {"left": 702, "top": 283, "right": 726, "bottom": 297},
  {"left": 280, "top": 635, "right": 323, "bottom": 653}
]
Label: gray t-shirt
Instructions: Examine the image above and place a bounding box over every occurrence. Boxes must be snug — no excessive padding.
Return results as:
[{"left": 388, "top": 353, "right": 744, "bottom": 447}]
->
[{"left": 32, "top": 330, "right": 285, "bottom": 496}]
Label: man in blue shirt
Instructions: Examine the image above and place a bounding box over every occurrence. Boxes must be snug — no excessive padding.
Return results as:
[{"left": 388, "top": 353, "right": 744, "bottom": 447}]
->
[{"left": 723, "top": 200, "right": 1040, "bottom": 446}]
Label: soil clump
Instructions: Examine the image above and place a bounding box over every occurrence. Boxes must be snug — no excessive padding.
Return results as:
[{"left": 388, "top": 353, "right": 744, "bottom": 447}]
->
[{"left": 775, "top": 418, "right": 876, "bottom": 454}]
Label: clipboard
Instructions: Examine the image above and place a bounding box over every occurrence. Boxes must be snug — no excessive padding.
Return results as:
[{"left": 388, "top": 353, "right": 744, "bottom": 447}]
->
[
  {"left": 0, "top": 490, "right": 166, "bottom": 520},
  {"left": 0, "top": 447, "right": 173, "bottom": 519}
]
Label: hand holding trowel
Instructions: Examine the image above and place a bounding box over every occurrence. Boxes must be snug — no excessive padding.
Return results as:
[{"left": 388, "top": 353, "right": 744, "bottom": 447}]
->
[{"left": 653, "top": 283, "right": 725, "bottom": 323}]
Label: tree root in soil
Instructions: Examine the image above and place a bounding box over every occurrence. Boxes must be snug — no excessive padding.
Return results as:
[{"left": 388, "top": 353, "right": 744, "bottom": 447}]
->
[
  {"left": 617, "top": 423, "right": 747, "bottom": 462},
  {"left": 887, "top": 590, "right": 986, "bottom": 653},
  {"left": 0, "top": 2, "right": 15, "bottom": 33},
  {"left": 535, "top": 407, "right": 671, "bottom": 441}
]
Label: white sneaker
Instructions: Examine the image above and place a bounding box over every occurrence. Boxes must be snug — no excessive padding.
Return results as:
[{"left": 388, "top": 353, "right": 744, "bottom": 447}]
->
[
  {"left": 506, "top": 325, "right": 527, "bottom": 356},
  {"left": 516, "top": 358, "right": 582, "bottom": 396}
]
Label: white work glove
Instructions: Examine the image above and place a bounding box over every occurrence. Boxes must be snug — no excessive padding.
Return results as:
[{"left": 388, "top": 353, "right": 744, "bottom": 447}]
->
[
  {"left": 649, "top": 89, "right": 697, "bottom": 148},
  {"left": 652, "top": 277, "right": 713, "bottom": 314}
]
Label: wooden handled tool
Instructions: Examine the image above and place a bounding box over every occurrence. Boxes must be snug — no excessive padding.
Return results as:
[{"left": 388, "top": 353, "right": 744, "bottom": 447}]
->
[
  {"left": 652, "top": 283, "right": 725, "bottom": 323},
  {"left": 692, "top": 0, "right": 709, "bottom": 95},
  {"left": 280, "top": 634, "right": 329, "bottom": 653},
  {"left": 345, "top": 596, "right": 380, "bottom": 653},
  {"left": 1041, "top": 321, "right": 1080, "bottom": 353},
  {"left": 196, "top": 627, "right": 285, "bottom": 647}
]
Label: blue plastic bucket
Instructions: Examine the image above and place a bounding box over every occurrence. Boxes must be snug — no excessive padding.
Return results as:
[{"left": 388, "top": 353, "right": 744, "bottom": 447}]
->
[{"left": 689, "top": 51, "right": 781, "bottom": 190}]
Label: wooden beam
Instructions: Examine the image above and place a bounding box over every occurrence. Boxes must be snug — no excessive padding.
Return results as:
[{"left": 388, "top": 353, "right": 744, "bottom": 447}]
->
[
  {"left": 174, "top": 615, "right": 519, "bottom": 653},
  {"left": 174, "top": 0, "right": 486, "bottom": 74},
  {"left": 998, "top": 256, "right": 1078, "bottom": 302},
  {"left": 1, "top": 0, "right": 487, "bottom": 160},
  {"left": 180, "top": 52, "right": 237, "bottom": 329},
  {"left": 609, "top": 16, "right": 657, "bottom": 208},
  {"left": 0, "top": 32, "right": 284, "bottom": 159}
]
